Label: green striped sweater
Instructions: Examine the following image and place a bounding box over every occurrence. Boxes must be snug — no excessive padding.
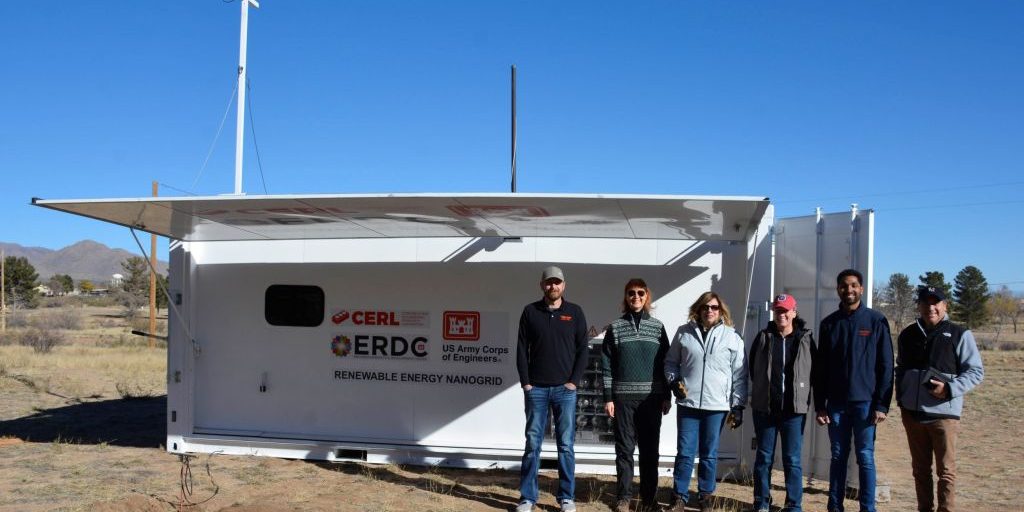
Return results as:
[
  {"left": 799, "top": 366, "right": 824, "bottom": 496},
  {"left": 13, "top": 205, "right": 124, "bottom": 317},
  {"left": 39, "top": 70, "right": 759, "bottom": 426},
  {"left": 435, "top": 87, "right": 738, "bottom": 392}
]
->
[{"left": 600, "top": 312, "right": 670, "bottom": 402}]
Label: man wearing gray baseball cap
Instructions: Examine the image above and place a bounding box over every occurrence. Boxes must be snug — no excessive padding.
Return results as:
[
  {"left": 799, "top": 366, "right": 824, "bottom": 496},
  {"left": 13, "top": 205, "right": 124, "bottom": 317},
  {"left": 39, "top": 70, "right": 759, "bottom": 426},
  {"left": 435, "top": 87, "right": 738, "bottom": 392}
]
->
[{"left": 515, "top": 266, "right": 589, "bottom": 512}]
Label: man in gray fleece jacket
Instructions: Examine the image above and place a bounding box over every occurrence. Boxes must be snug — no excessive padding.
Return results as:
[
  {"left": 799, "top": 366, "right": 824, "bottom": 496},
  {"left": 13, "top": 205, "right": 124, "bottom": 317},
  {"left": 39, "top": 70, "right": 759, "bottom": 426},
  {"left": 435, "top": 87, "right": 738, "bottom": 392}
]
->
[{"left": 895, "top": 286, "right": 984, "bottom": 512}]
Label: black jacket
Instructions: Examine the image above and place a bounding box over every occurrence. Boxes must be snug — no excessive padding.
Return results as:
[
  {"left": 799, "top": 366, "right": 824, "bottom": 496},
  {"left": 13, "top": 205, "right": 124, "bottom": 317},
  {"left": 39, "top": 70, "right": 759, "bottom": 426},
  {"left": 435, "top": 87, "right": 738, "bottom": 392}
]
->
[{"left": 516, "top": 299, "right": 589, "bottom": 387}]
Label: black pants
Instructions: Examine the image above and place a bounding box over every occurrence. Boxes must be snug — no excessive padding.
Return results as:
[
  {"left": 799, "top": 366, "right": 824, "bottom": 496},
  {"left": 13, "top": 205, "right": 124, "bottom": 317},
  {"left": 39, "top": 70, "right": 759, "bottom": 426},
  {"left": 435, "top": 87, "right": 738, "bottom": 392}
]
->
[{"left": 613, "top": 395, "right": 663, "bottom": 502}]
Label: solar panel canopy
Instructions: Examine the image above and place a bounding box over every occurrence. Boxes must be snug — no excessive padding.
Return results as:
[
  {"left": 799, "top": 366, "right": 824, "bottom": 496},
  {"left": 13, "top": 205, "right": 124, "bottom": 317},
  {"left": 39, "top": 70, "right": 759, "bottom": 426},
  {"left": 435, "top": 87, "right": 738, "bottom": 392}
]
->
[{"left": 33, "top": 193, "right": 770, "bottom": 242}]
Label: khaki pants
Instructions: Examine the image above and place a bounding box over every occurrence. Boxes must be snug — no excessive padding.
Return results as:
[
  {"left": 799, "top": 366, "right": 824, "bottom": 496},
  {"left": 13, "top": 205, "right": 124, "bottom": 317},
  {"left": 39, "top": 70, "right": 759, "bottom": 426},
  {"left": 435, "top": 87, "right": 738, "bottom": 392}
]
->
[{"left": 901, "top": 414, "right": 959, "bottom": 512}]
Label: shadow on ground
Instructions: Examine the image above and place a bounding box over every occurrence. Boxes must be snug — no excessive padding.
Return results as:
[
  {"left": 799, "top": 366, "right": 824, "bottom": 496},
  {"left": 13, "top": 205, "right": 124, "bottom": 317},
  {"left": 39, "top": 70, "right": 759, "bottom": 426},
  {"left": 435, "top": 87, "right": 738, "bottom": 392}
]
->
[
  {"left": 0, "top": 395, "right": 165, "bottom": 448},
  {"left": 314, "top": 461, "right": 724, "bottom": 511}
]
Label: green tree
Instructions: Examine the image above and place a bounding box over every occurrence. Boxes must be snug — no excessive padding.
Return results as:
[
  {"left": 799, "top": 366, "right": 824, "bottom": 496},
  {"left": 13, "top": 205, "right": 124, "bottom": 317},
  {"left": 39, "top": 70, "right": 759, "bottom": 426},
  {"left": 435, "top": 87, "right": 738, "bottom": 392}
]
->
[
  {"left": 120, "top": 257, "right": 149, "bottom": 296},
  {"left": 988, "top": 286, "right": 1020, "bottom": 333},
  {"left": 58, "top": 274, "right": 74, "bottom": 294},
  {"left": 3, "top": 256, "right": 40, "bottom": 308},
  {"left": 117, "top": 256, "right": 150, "bottom": 317},
  {"left": 155, "top": 274, "right": 169, "bottom": 311},
  {"left": 880, "top": 273, "right": 916, "bottom": 328},
  {"left": 952, "top": 265, "right": 990, "bottom": 329},
  {"left": 47, "top": 274, "right": 74, "bottom": 296},
  {"left": 919, "top": 271, "right": 953, "bottom": 301}
]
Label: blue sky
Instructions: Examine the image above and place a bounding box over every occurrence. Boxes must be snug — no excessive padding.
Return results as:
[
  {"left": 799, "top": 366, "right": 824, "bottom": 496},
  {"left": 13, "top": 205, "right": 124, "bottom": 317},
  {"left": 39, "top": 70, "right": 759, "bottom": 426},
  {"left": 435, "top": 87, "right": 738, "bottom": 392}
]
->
[{"left": 1, "top": 1, "right": 1022, "bottom": 291}]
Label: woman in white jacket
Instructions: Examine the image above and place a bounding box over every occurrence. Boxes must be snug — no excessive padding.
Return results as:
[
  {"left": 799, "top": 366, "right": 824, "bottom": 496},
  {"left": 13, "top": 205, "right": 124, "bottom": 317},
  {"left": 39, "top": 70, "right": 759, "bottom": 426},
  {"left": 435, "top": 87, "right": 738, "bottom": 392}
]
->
[{"left": 663, "top": 291, "right": 747, "bottom": 512}]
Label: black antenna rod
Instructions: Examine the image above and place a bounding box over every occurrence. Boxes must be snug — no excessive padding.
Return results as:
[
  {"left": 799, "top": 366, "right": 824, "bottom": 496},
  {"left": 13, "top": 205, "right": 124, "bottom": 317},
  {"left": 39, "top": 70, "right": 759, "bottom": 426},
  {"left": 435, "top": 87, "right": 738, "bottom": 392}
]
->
[{"left": 511, "top": 64, "right": 517, "bottom": 193}]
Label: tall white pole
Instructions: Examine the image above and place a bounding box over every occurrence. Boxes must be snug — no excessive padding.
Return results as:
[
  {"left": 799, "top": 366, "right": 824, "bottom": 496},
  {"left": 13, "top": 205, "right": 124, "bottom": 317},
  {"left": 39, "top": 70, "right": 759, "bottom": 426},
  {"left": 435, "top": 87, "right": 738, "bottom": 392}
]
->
[{"left": 234, "top": 0, "right": 258, "bottom": 195}]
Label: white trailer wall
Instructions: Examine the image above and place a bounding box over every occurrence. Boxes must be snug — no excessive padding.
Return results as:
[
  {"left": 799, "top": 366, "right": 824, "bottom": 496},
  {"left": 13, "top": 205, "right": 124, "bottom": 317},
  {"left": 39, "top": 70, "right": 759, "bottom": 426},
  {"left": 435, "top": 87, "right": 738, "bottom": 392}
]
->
[{"left": 166, "top": 230, "right": 773, "bottom": 472}]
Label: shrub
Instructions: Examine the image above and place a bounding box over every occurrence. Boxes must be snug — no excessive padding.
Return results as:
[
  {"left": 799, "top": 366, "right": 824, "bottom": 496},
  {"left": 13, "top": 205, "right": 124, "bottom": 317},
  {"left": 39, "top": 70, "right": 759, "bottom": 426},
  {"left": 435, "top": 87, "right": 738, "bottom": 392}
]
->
[
  {"left": 116, "top": 381, "right": 156, "bottom": 399},
  {"left": 130, "top": 317, "right": 153, "bottom": 333},
  {"left": 6, "top": 311, "right": 29, "bottom": 328},
  {"left": 98, "top": 318, "right": 119, "bottom": 329},
  {"left": 998, "top": 341, "right": 1019, "bottom": 351},
  {"left": 975, "top": 337, "right": 995, "bottom": 351},
  {"left": 17, "top": 327, "right": 65, "bottom": 353},
  {"left": 81, "top": 294, "right": 118, "bottom": 307},
  {"left": 31, "top": 309, "right": 83, "bottom": 330}
]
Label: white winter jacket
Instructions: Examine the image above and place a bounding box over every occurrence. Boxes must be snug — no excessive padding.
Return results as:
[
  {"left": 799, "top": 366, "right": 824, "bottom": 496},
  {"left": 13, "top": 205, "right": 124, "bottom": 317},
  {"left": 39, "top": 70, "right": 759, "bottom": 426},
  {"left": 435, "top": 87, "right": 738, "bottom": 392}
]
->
[{"left": 664, "top": 320, "right": 747, "bottom": 411}]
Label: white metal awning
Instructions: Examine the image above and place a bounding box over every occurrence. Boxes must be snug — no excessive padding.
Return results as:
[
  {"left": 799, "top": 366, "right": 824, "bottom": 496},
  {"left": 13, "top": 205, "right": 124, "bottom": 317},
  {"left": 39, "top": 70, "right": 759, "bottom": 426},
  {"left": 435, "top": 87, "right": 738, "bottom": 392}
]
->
[{"left": 32, "top": 193, "right": 770, "bottom": 242}]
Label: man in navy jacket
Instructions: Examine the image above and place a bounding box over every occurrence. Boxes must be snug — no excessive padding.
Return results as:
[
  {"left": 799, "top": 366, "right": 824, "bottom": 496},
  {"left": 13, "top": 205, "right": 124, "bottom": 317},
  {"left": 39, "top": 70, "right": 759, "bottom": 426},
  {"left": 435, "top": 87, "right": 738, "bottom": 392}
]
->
[{"left": 812, "top": 269, "right": 894, "bottom": 512}]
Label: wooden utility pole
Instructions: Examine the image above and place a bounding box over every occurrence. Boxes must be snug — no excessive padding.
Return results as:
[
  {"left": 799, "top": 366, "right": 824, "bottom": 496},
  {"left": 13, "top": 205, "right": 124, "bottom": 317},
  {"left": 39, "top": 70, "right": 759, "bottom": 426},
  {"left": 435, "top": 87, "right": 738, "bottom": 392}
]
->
[
  {"left": 1, "top": 249, "right": 6, "bottom": 332},
  {"left": 149, "top": 181, "right": 158, "bottom": 348}
]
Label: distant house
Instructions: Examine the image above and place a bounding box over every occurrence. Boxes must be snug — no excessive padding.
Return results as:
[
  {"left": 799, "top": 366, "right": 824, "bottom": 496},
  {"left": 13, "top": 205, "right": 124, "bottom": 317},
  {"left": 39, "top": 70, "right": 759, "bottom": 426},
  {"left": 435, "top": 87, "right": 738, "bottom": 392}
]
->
[{"left": 34, "top": 284, "right": 53, "bottom": 297}]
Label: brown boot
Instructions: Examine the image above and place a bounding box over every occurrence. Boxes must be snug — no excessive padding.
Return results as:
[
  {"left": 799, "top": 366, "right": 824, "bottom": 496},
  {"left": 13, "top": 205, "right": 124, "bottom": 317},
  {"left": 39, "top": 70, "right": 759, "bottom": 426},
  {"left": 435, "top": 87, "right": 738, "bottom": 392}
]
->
[
  {"left": 698, "top": 494, "right": 714, "bottom": 512},
  {"left": 665, "top": 497, "right": 686, "bottom": 512}
]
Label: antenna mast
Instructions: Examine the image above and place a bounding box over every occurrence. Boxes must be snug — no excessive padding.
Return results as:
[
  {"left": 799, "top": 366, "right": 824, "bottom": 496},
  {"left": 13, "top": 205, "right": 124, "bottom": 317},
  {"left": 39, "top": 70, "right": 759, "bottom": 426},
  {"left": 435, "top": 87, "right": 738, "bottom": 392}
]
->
[
  {"left": 234, "top": 0, "right": 259, "bottom": 195},
  {"left": 510, "top": 65, "right": 517, "bottom": 193}
]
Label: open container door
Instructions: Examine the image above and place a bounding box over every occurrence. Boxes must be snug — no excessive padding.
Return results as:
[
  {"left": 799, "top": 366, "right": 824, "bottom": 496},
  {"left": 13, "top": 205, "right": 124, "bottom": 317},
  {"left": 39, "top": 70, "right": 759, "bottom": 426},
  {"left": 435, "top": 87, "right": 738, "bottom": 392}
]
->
[{"left": 773, "top": 207, "right": 874, "bottom": 483}]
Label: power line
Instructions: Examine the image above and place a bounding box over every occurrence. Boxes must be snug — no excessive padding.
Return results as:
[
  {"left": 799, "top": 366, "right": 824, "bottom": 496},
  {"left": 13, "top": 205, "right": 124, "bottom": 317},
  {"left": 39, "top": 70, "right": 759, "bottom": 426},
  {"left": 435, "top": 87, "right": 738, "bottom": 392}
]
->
[
  {"left": 874, "top": 198, "right": 1024, "bottom": 213},
  {"left": 246, "top": 78, "right": 269, "bottom": 194},
  {"left": 157, "top": 182, "right": 199, "bottom": 197},
  {"left": 190, "top": 81, "right": 238, "bottom": 193},
  {"left": 774, "top": 179, "right": 1024, "bottom": 206}
]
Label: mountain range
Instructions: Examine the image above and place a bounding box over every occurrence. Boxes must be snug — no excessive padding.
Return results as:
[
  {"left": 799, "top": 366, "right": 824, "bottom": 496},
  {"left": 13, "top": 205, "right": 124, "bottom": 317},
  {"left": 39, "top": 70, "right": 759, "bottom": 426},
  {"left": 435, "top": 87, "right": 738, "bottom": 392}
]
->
[{"left": 0, "top": 240, "right": 168, "bottom": 285}]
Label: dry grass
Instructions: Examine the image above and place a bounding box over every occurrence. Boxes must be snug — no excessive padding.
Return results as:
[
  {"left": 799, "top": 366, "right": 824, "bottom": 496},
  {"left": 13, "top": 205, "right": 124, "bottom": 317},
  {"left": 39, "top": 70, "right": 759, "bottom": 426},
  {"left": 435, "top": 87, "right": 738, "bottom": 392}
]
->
[
  {"left": 0, "top": 306, "right": 1021, "bottom": 511},
  {"left": 0, "top": 344, "right": 165, "bottom": 402}
]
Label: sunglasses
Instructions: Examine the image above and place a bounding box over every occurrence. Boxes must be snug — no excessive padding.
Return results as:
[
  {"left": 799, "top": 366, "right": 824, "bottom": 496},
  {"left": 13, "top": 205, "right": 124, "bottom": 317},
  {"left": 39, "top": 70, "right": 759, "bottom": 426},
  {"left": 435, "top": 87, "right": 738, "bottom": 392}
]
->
[
  {"left": 700, "top": 304, "right": 721, "bottom": 311},
  {"left": 627, "top": 290, "right": 646, "bottom": 298}
]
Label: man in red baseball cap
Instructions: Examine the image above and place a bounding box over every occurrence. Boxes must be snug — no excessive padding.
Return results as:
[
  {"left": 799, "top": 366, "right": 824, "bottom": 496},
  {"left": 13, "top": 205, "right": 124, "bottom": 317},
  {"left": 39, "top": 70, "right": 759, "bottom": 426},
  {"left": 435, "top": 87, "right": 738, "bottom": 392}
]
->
[{"left": 747, "top": 294, "right": 817, "bottom": 512}]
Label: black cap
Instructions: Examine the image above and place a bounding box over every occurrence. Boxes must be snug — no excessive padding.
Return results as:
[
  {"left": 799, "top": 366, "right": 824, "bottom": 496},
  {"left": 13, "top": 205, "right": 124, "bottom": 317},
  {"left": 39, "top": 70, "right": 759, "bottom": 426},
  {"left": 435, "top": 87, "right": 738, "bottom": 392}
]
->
[{"left": 917, "top": 286, "right": 946, "bottom": 302}]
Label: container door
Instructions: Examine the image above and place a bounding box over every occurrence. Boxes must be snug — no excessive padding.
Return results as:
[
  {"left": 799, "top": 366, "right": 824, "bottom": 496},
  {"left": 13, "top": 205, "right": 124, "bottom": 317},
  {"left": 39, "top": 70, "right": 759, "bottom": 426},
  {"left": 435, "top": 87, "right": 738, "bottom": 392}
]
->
[{"left": 773, "top": 208, "right": 874, "bottom": 481}]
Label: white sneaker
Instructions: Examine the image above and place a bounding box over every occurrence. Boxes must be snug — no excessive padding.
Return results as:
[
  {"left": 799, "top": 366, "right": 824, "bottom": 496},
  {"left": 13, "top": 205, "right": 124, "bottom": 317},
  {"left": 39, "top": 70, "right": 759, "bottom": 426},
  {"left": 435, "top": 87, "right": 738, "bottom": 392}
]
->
[
  {"left": 515, "top": 500, "right": 535, "bottom": 512},
  {"left": 559, "top": 499, "right": 577, "bottom": 512}
]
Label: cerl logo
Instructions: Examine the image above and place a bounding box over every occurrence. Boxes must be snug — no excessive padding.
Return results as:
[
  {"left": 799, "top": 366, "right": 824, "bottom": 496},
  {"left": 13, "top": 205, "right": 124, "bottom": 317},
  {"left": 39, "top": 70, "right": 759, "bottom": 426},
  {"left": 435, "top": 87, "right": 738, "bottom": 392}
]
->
[
  {"left": 330, "top": 309, "right": 430, "bottom": 328},
  {"left": 331, "top": 334, "right": 429, "bottom": 359},
  {"left": 332, "top": 310, "right": 399, "bottom": 326},
  {"left": 443, "top": 311, "right": 480, "bottom": 341}
]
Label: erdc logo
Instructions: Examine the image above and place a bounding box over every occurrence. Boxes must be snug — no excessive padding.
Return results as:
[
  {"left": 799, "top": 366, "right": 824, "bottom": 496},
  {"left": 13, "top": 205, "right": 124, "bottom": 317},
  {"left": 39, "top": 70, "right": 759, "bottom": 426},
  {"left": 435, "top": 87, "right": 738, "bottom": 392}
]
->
[{"left": 331, "top": 334, "right": 429, "bottom": 359}]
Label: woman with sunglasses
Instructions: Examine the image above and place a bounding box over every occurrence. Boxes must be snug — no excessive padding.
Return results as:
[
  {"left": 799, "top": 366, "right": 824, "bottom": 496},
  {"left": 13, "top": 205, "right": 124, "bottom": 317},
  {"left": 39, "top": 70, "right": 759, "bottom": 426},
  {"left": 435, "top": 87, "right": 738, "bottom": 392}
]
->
[
  {"left": 663, "top": 292, "right": 747, "bottom": 512},
  {"left": 601, "top": 278, "right": 671, "bottom": 512}
]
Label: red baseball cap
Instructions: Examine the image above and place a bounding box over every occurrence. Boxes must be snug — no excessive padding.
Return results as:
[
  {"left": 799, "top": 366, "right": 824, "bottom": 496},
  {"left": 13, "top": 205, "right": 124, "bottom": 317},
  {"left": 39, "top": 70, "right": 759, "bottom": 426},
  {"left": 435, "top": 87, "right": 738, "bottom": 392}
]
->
[{"left": 772, "top": 294, "right": 797, "bottom": 312}]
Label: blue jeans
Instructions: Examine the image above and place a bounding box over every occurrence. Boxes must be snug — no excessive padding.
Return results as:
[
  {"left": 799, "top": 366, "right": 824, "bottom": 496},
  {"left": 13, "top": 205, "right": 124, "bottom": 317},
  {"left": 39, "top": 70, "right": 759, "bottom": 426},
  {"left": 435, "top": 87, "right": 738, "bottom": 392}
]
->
[
  {"left": 519, "top": 385, "right": 576, "bottom": 503},
  {"left": 826, "top": 402, "right": 877, "bottom": 512},
  {"left": 752, "top": 411, "right": 806, "bottom": 511},
  {"left": 672, "top": 407, "right": 727, "bottom": 502}
]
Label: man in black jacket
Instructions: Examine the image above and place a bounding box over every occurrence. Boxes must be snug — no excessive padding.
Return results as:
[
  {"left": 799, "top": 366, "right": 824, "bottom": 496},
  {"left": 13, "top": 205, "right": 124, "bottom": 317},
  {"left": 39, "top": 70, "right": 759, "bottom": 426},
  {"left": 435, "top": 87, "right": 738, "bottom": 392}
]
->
[{"left": 515, "top": 266, "right": 589, "bottom": 512}]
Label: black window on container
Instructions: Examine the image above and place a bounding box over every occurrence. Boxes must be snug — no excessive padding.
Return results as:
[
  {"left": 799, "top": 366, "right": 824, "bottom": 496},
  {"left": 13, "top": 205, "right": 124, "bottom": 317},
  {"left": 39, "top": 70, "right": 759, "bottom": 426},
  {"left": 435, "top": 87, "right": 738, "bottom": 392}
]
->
[{"left": 265, "top": 285, "right": 324, "bottom": 327}]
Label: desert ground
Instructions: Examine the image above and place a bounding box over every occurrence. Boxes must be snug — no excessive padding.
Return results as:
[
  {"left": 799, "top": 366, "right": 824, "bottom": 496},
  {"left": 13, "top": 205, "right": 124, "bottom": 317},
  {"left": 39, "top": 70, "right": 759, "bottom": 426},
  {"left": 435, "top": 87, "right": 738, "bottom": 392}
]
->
[{"left": 1, "top": 304, "right": 1021, "bottom": 511}]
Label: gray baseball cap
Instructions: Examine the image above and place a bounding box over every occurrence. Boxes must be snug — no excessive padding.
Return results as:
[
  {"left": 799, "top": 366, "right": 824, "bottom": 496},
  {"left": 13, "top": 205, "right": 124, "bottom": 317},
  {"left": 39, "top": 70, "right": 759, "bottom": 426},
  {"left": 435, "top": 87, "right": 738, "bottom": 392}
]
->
[{"left": 541, "top": 266, "right": 565, "bottom": 282}]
